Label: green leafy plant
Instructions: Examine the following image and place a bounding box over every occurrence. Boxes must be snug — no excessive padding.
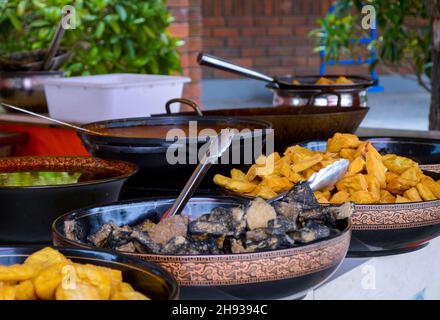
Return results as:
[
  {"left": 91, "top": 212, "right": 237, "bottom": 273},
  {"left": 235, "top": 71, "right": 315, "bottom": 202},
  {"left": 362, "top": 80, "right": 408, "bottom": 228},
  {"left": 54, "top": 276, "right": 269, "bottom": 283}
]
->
[
  {"left": 310, "top": 0, "right": 440, "bottom": 129},
  {"left": 0, "top": 0, "right": 182, "bottom": 76},
  {"left": 310, "top": 0, "right": 431, "bottom": 90}
]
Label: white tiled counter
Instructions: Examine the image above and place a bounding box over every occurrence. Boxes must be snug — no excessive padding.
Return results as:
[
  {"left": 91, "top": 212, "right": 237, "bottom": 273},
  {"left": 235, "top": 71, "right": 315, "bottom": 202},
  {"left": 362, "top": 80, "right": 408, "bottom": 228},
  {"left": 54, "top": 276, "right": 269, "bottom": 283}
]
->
[{"left": 302, "top": 237, "right": 440, "bottom": 300}]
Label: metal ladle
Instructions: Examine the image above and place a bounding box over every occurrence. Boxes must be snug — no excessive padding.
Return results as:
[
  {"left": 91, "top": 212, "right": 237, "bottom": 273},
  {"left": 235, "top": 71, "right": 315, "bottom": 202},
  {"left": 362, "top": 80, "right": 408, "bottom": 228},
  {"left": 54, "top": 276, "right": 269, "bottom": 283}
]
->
[{"left": 0, "top": 102, "right": 103, "bottom": 136}]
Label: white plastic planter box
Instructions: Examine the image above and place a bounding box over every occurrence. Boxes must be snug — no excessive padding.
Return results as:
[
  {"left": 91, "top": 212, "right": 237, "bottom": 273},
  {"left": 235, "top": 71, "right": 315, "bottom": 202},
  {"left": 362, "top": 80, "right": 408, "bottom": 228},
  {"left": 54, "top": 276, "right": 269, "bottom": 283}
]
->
[{"left": 42, "top": 74, "right": 191, "bottom": 123}]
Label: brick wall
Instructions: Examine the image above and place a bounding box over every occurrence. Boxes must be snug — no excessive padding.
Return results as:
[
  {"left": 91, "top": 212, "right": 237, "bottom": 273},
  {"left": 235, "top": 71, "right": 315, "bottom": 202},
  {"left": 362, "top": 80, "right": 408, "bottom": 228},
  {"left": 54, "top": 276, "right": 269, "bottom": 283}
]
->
[
  {"left": 202, "top": 0, "right": 369, "bottom": 79},
  {"left": 168, "top": 0, "right": 202, "bottom": 103}
]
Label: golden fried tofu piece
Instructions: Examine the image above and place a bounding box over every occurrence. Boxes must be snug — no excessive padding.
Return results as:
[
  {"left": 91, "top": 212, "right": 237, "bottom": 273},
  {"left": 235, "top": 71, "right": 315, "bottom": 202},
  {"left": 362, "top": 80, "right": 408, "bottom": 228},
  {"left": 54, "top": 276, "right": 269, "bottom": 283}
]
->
[
  {"left": 380, "top": 190, "right": 396, "bottom": 203},
  {"left": 353, "top": 142, "right": 368, "bottom": 159},
  {"left": 421, "top": 178, "right": 440, "bottom": 199},
  {"left": 346, "top": 157, "right": 365, "bottom": 176},
  {"left": 314, "top": 191, "right": 330, "bottom": 203},
  {"left": 365, "top": 175, "right": 381, "bottom": 201},
  {"left": 303, "top": 168, "right": 316, "bottom": 180},
  {"left": 330, "top": 190, "right": 350, "bottom": 204},
  {"left": 327, "top": 133, "right": 361, "bottom": 153},
  {"left": 349, "top": 191, "right": 375, "bottom": 204},
  {"left": 74, "top": 264, "right": 113, "bottom": 300},
  {"left": 261, "top": 175, "right": 293, "bottom": 193},
  {"left": 316, "top": 77, "right": 335, "bottom": 85},
  {"left": 213, "top": 175, "right": 257, "bottom": 193},
  {"left": 336, "top": 174, "right": 368, "bottom": 194},
  {"left": 340, "top": 148, "right": 356, "bottom": 161},
  {"left": 416, "top": 182, "right": 437, "bottom": 201},
  {"left": 400, "top": 166, "right": 420, "bottom": 184},
  {"left": 24, "top": 247, "right": 68, "bottom": 269},
  {"left": 284, "top": 145, "right": 314, "bottom": 161},
  {"left": 33, "top": 262, "right": 71, "bottom": 300},
  {"left": 55, "top": 280, "right": 102, "bottom": 300},
  {"left": 227, "top": 180, "right": 257, "bottom": 193},
  {"left": 0, "top": 264, "right": 35, "bottom": 282},
  {"left": 111, "top": 283, "right": 150, "bottom": 300},
  {"left": 230, "top": 169, "right": 247, "bottom": 181},
  {"left": 365, "top": 149, "right": 387, "bottom": 189},
  {"left": 286, "top": 171, "right": 304, "bottom": 183},
  {"left": 291, "top": 154, "right": 323, "bottom": 173},
  {"left": 250, "top": 184, "right": 278, "bottom": 200},
  {"left": 335, "top": 76, "right": 354, "bottom": 84},
  {"left": 213, "top": 174, "right": 230, "bottom": 187},
  {"left": 277, "top": 158, "right": 304, "bottom": 183},
  {"left": 14, "top": 280, "right": 36, "bottom": 300},
  {"left": 387, "top": 177, "right": 417, "bottom": 194},
  {"left": 0, "top": 284, "right": 15, "bottom": 300},
  {"left": 396, "top": 195, "right": 412, "bottom": 203},
  {"left": 386, "top": 171, "right": 399, "bottom": 184},
  {"left": 246, "top": 164, "right": 259, "bottom": 181},
  {"left": 256, "top": 152, "right": 281, "bottom": 166},
  {"left": 404, "top": 187, "right": 422, "bottom": 202},
  {"left": 382, "top": 154, "right": 417, "bottom": 174}
]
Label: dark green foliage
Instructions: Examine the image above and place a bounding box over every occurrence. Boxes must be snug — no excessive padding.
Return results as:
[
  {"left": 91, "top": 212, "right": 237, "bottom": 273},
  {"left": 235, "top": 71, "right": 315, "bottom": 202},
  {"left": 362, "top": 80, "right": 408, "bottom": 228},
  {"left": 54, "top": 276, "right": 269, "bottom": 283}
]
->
[{"left": 0, "top": 0, "right": 182, "bottom": 76}]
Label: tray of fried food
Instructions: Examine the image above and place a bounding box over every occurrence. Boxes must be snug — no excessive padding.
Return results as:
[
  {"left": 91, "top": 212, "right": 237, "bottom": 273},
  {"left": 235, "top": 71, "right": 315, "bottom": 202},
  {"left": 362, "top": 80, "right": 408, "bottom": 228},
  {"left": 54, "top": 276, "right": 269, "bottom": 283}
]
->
[{"left": 214, "top": 133, "right": 440, "bottom": 204}]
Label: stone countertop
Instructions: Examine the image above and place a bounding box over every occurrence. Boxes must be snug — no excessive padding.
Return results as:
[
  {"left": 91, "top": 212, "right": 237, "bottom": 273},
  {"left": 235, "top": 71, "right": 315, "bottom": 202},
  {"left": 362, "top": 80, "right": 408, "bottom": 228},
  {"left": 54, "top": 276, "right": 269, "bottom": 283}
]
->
[{"left": 301, "top": 236, "right": 440, "bottom": 300}]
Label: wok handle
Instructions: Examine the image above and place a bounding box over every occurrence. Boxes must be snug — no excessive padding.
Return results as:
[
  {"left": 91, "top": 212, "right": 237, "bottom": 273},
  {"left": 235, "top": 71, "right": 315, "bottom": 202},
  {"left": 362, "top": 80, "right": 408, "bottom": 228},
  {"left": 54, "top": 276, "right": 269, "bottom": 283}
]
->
[
  {"left": 198, "top": 53, "right": 274, "bottom": 83},
  {"left": 165, "top": 98, "right": 204, "bottom": 116}
]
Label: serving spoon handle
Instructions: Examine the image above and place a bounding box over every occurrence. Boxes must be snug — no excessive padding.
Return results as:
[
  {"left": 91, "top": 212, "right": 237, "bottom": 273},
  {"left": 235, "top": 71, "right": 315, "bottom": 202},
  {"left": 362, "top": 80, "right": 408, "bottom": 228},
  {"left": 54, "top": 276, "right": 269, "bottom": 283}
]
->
[
  {"left": 1, "top": 103, "right": 102, "bottom": 136},
  {"left": 162, "top": 129, "right": 235, "bottom": 220},
  {"left": 197, "top": 53, "right": 274, "bottom": 83}
]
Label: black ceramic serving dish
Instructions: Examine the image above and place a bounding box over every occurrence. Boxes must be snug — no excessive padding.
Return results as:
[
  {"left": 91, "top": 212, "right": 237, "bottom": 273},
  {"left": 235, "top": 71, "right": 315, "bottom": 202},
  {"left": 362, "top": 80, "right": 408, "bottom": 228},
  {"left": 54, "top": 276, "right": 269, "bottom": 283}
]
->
[
  {"left": 299, "top": 137, "right": 440, "bottom": 257},
  {"left": 0, "top": 246, "right": 179, "bottom": 300},
  {"left": 78, "top": 116, "right": 271, "bottom": 192},
  {"left": 52, "top": 196, "right": 351, "bottom": 300},
  {"left": 0, "top": 156, "right": 137, "bottom": 244},
  {"left": 301, "top": 136, "right": 440, "bottom": 165}
]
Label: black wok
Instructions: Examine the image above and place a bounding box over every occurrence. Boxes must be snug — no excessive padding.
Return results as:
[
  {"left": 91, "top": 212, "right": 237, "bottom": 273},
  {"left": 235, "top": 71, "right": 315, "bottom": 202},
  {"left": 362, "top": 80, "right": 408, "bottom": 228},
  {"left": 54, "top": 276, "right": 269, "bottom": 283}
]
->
[
  {"left": 154, "top": 98, "right": 369, "bottom": 152},
  {"left": 78, "top": 115, "right": 271, "bottom": 192}
]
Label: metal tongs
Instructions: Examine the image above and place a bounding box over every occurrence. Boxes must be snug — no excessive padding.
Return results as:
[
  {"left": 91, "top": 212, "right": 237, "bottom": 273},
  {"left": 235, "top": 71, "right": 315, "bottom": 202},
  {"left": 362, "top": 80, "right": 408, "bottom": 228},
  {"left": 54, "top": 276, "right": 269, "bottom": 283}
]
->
[
  {"left": 268, "top": 158, "right": 350, "bottom": 203},
  {"left": 162, "top": 129, "right": 236, "bottom": 220}
]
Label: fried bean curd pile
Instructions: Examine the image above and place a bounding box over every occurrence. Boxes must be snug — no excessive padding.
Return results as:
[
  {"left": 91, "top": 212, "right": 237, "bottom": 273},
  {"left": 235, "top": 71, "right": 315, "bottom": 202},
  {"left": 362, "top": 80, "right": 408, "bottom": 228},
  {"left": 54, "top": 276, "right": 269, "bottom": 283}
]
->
[
  {"left": 292, "top": 76, "right": 354, "bottom": 85},
  {"left": 0, "top": 247, "right": 149, "bottom": 300},
  {"left": 214, "top": 133, "right": 440, "bottom": 204}
]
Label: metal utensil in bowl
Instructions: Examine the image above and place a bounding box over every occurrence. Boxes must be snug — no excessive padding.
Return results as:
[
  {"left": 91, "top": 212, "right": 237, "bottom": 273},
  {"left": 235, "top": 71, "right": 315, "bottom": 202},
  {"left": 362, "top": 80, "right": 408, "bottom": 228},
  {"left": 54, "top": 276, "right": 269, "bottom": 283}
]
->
[
  {"left": 0, "top": 102, "right": 103, "bottom": 136},
  {"left": 268, "top": 159, "right": 350, "bottom": 203},
  {"left": 0, "top": 49, "right": 70, "bottom": 72},
  {"left": 164, "top": 129, "right": 235, "bottom": 219},
  {"left": 42, "top": 13, "right": 67, "bottom": 71}
]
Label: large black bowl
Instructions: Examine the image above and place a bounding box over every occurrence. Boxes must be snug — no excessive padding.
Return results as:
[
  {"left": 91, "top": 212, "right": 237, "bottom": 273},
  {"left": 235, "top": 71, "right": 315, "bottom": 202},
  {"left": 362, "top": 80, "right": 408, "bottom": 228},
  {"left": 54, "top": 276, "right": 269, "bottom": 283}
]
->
[
  {"left": 301, "top": 136, "right": 440, "bottom": 164},
  {"left": 300, "top": 137, "right": 440, "bottom": 256},
  {"left": 0, "top": 246, "right": 179, "bottom": 300},
  {"left": 78, "top": 116, "right": 271, "bottom": 192},
  {"left": 52, "top": 196, "right": 351, "bottom": 300},
  {"left": 0, "top": 156, "right": 137, "bottom": 244}
]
